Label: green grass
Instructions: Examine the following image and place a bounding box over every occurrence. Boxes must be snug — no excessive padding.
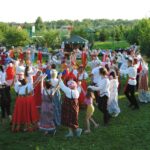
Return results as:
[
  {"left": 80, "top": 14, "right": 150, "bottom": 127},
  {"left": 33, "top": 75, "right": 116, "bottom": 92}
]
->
[
  {"left": 0, "top": 61, "right": 150, "bottom": 150},
  {"left": 93, "top": 41, "right": 130, "bottom": 50}
]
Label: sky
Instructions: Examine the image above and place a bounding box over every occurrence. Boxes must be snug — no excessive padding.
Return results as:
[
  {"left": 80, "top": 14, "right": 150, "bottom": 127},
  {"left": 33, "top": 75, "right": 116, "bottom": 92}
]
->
[{"left": 0, "top": 0, "right": 150, "bottom": 23}]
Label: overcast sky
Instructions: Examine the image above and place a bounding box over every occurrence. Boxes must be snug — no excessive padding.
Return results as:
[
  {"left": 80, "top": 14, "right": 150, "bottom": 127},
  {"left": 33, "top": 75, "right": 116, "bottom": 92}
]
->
[{"left": 0, "top": 0, "right": 150, "bottom": 23}]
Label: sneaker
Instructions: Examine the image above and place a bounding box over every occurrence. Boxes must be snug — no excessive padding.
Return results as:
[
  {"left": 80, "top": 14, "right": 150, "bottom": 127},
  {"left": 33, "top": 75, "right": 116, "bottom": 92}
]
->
[
  {"left": 75, "top": 128, "right": 82, "bottom": 137},
  {"left": 65, "top": 132, "right": 73, "bottom": 138}
]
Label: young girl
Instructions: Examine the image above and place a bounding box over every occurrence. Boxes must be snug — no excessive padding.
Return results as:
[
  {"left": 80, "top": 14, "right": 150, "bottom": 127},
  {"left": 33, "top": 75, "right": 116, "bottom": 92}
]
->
[
  {"left": 12, "top": 78, "right": 39, "bottom": 132},
  {"left": 84, "top": 88, "right": 99, "bottom": 134},
  {"left": 108, "top": 71, "right": 120, "bottom": 117},
  {"left": 39, "top": 74, "right": 56, "bottom": 135},
  {"left": 50, "top": 70, "right": 61, "bottom": 126},
  {"left": 58, "top": 74, "right": 82, "bottom": 137}
]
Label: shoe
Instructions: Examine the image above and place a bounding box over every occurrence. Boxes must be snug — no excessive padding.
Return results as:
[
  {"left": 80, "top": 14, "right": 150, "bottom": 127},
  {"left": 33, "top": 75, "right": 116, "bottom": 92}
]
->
[
  {"left": 75, "top": 128, "right": 82, "bottom": 137},
  {"left": 132, "top": 106, "right": 139, "bottom": 110},
  {"left": 94, "top": 124, "right": 99, "bottom": 128},
  {"left": 65, "top": 132, "right": 73, "bottom": 138},
  {"left": 84, "top": 130, "right": 91, "bottom": 134},
  {"left": 128, "top": 104, "right": 133, "bottom": 108}
]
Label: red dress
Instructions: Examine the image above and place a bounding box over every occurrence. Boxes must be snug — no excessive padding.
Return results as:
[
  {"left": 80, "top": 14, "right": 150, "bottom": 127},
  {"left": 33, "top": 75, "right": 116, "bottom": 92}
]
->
[
  {"left": 37, "top": 51, "right": 42, "bottom": 63},
  {"left": 6, "top": 66, "right": 15, "bottom": 86},
  {"left": 12, "top": 95, "right": 39, "bottom": 129},
  {"left": 81, "top": 51, "right": 87, "bottom": 68},
  {"left": 33, "top": 75, "right": 42, "bottom": 108},
  {"left": 19, "top": 52, "right": 24, "bottom": 60},
  {"left": 77, "top": 73, "right": 87, "bottom": 106}
]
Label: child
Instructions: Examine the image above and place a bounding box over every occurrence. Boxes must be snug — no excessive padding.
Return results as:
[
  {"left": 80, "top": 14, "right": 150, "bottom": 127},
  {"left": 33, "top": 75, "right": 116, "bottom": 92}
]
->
[
  {"left": 84, "top": 88, "right": 99, "bottom": 134},
  {"left": 108, "top": 71, "right": 120, "bottom": 117},
  {"left": 39, "top": 74, "right": 56, "bottom": 135},
  {"left": 58, "top": 74, "right": 82, "bottom": 138},
  {"left": 12, "top": 78, "right": 39, "bottom": 132}
]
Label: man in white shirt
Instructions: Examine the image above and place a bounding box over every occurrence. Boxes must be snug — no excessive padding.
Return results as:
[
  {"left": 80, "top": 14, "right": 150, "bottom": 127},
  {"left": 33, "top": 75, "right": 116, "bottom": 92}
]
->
[{"left": 120, "top": 58, "right": 139, "bottom": 110}]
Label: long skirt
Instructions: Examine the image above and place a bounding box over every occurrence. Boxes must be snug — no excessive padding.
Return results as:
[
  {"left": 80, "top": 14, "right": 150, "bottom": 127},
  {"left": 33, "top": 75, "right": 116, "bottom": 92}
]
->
[
  {"left": 34, "top": 83, "right": 42, "bottom": 108},
  {"left": 12, "top": 95, "right": 39, "bottom": 129},
  {"left": 138, "top": 90, "right": 150, "bottom": 103},
  {"left": 39, "top": 99, "right": 55, "bottom": 131},
  {"left": 61, "top": 97, "right": 79, "bottom": 129},
  {"left": 78, "top": 80, "right": 87, "bottom": 106},
  {"left": 52, "top": 90, "right": 61, "bottom": 126}
]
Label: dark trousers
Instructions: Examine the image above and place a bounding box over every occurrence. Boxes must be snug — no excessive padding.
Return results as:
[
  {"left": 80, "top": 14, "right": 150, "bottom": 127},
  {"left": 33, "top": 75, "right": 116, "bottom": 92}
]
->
[
  {"left": 98, "top": 95, "right": 110, "bottom": 125},
  {"left": 0, "top": 86, "right": 11, "bottom": 118},
  {"left": 124, "top": 84, "right": 139, "bottom": 108}
]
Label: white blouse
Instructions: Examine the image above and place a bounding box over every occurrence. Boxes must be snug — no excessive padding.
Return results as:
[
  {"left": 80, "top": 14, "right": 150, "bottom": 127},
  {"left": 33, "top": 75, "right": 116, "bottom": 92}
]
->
[
  {"left": 0, "top": 71, "right": 6, "bottom": 85},
  {"left": 15, "top": 82, "right": 33, "bottom": 95},
  {"left": 59, "top": 80, "right": 81, "bottom": 99},
  {"left": 50, "top": 78, "right": 59, "bottom": 87}
]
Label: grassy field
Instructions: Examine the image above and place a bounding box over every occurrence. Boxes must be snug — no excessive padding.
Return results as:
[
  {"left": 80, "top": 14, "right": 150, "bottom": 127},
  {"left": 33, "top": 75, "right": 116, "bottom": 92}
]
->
[
  {"left": 0, "top": 71, "right": 150, "bottom": 150},
  {"left": 0, "top": 57, "right": 150, "bottom": 150},
  {"left": 93, "top": 41, "right": 130, "bottom": 50}
]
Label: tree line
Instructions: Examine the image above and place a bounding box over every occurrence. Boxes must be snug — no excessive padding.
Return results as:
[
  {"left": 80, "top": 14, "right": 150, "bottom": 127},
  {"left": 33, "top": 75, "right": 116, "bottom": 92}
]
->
[{"left": 0, "top": 17, "right": 150, "bottom": 56}]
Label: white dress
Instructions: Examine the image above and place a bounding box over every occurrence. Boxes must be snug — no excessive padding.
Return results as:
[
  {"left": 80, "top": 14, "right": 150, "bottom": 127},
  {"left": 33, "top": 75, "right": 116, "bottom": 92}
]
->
[{"left": 107, "top": 79, "right": 120, "bottom": 117}]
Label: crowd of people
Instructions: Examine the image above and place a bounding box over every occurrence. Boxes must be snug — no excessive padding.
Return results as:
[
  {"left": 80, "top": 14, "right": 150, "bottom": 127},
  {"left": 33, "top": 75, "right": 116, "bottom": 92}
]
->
[{"left": 0, "top": 45, "right": 149, "bottom": 138}]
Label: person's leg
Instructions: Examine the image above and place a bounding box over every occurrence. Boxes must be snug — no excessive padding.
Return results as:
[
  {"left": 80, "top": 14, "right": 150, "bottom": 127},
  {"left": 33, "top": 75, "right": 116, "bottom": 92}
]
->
[
  {"left": 102, "top": 96, "right": 110, "bottom": 125},
  {"left": 124, "top": 84, "right": 133, "bottom": 106},
  {"left": 90, "top": 117, "right": 99, "bottom": 128},
  {"left": 130, "top": 85, "right": 139, "bottom": 109},
  {"left": 98, "top": 97, "right": 103, "bottom": 112},
  {"left": 5, "top": 87, "right": 11, "bottom": 119},
  {"left": 84, "top": 111, "right": 92, "bottom": 133},
  {"left": 65, "top": 128, "right": 74, "bottom": 137}
]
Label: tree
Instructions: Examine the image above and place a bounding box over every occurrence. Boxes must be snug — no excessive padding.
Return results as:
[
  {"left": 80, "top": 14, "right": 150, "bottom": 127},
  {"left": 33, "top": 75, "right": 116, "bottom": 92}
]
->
[
  {"left": 138, "top": 19, "right": 150, "bottom": 56},
  {"left": 4, "top": 27, "right": 30, "bottom": 47},
  {"left": 35, "top": 17, "right": 45, "bottom": 31},
  {"left": 43, "top": 29, "right": 60, "bottom": 49},
  {"left": 99, "top": 29, "right": 109, "bottom": 41}
]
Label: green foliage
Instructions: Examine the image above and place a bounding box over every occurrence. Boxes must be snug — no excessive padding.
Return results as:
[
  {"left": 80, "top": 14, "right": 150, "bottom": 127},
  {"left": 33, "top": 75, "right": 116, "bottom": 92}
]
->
[
  {"left": 35, "top": 17, "right": 46, "bottom": 31},
  {"left": 43, "top": 29, "right": 60, "bottom": 49},
  {"left": 3, "top": 27, "right": 30, "bottom": 47},
  {"left": 99, "top": 29, "right": 109, "bottom": 41},
  {"left": 93, "top": 41, "right": 130, "bottom": 50}
]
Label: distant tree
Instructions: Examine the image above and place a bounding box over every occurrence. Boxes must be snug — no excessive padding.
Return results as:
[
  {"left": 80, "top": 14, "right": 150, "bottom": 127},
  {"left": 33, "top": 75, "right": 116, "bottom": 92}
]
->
[
  {"left": 4, "top": 27, "right": 30, "bottom": 47},
  {"left": 99, "top": 29, "right": 109, "bottom": 41},
  {"left": 35, "top": 17, "right": 45, "bottom": 31}
]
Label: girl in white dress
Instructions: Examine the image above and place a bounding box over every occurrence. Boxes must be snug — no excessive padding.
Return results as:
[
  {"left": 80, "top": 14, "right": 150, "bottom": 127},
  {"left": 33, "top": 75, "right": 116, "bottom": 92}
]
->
[{"left": 108, "top": 71, "right": 120, "bottom": 117}]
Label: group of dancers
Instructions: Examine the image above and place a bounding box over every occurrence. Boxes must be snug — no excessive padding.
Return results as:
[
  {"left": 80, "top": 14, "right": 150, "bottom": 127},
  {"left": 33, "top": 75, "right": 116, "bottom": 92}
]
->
[{"left": 0, "top": 46, "right": 149, "bottom": 138}]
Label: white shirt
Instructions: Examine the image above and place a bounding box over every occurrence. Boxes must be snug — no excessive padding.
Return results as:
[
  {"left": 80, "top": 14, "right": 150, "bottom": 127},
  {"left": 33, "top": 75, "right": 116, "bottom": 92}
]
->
[
  {"left": 88, "top": 77, "right": 110, "bottom": 97},
  {"left": 0, "top": 71, "right": 6, "bottom": 85},
  {"left": 91, "top": 66, "right": 102, "bottom": 84},
  {"left": 120, "top": 66, "right": 137, "bottom": 85},
  {"left": 50, "top": 78, "right": 59, "bottom": 87},
  {"left": 59, "top": 80, "right": 81, "bottom": 99},
  {"left": 77, "top": 72, "right": 88, "bottom": 81},
  {"left": 15, "top": 82, "right": 33, "bottom": 95}
]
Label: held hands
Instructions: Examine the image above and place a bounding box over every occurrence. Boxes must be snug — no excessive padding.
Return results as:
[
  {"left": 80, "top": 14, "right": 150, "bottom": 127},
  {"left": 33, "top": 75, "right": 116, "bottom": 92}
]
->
[
  {"left": 58, "top": 73, "right": 62, "bottom": 80},
  {"left": 42, "top": 73, "right": 47, "bottom": 80}
]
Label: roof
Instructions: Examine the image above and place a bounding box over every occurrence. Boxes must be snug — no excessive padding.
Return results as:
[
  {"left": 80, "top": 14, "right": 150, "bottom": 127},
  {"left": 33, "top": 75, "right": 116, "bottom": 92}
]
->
[{"left": 64, "top": 35, "right": 88, "bottom": 44}]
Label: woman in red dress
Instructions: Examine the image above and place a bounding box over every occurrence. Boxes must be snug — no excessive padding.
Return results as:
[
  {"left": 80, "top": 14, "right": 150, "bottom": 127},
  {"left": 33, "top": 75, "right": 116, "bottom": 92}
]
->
[
  {"left": 33, "top": 71, "right": 43, "bottom": 108},
  {"left": 37, "top": 51, "right": 42, "bottom": 63},
  {"left": 12, "top": 78, "right": 39, "bottom": 132},
  {"left": 77, "top": 65, "right": 88, "bottom": 107}
]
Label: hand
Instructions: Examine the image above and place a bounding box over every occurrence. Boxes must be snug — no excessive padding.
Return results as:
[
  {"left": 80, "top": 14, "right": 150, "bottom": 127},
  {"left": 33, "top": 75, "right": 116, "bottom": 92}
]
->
[
  {"left": 58, "top": 73, "right": 62, "bottom": 80},
  {"left": 42, "top": 73, "right": 47, "bottom": 79},
  {"left": 88, "top": 86, "right": 92, "bottom": 89}
]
